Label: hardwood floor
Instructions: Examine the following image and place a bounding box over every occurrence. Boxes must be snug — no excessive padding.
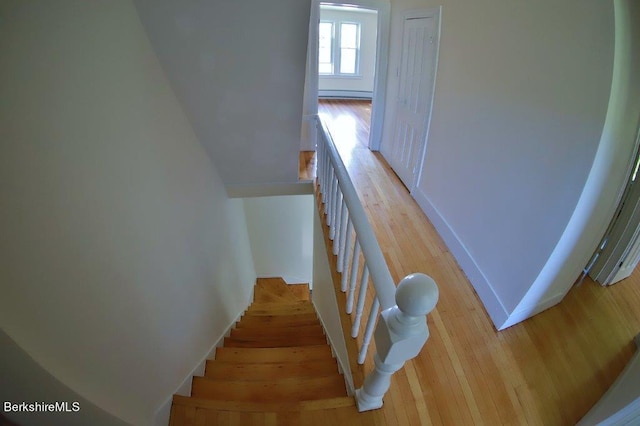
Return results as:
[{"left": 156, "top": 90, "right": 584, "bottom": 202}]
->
[
  {"left": 299, "top": 100, "right": 371, "bottom": 181},
  {"left": 299, "top": 151, "right": 315, "bottom": 181},
  {"left": 309, "top": 99, "right": 640, "bottom": 425},
  {"left": 319, "top": 99, "right": 372, "bottom": 151}
]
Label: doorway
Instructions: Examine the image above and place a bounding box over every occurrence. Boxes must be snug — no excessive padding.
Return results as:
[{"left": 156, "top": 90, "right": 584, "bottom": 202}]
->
[
  {"left": 384, "top": 8, "right": 441, "bottom": 192},
  {"left": 301, "top": 0, "right": 390, "bottom": 153}
]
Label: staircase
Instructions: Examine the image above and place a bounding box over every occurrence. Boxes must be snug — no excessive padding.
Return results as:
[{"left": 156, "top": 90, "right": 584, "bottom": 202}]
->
[{"left": 169, "top": 278, "right": 355, "bottom": 425}]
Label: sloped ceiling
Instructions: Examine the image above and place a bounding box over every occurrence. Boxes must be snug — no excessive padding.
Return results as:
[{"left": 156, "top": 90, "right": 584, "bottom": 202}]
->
[{"left": 133, "top": 0, "right": 312, "bottom": 186}]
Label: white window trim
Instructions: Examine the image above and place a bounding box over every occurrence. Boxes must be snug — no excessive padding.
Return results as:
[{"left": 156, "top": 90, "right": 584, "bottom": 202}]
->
[
  {"left": 319, "top": 20, "right": 335, "bottom": 75},
  {"left": 318, "top": 20, "right": 362, "bottom": 77}
]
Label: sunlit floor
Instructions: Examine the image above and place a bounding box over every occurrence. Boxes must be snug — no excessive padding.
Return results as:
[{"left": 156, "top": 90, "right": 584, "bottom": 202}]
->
[
  {"left": 304, "top": 99, "right": 640, "bottom": 425},
  {"left": 299, "top": 99, "right": 372, "bottom": 180},
  {"left": 318, "top": 99, "right": 371, "bottom": 168}
]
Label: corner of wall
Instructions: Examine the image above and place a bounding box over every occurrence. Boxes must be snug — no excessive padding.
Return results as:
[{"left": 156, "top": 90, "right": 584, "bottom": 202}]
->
[
  {"left": 0, "top": 330, "right": 130, "bottom": 426},
  {"left": 497, "top": 292, "right": 565, "bottom": 330},
  {"left": 412, "top": 188, "right": 510, "bottom": 329},
  {"left": 151, "top": 285, "right": 254, "bottom": 426}
]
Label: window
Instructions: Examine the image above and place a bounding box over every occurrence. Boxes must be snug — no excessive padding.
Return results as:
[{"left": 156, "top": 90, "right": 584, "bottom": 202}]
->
[
  {"left": 319, "top": 22, "right": 334, "bottom": 74},
  {"left": 339, "top": 23, "right": 358, "bottom": 74},
  {"left": 318, "top": 21, "right": 361, "bottom": 76}
]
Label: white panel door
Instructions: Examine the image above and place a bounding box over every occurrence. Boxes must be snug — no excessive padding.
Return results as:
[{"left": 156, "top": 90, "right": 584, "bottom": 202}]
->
[{"left": 389, "top": 16, "right": 437, "bottom": 190}]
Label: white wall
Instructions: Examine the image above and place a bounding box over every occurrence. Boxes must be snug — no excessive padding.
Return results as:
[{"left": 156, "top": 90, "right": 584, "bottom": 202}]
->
[
  {"left": 381, "top": 0, "right": 615, "bottom": 328},
  {"left": 244, "top": 195, "right": 314, "bottom": 285},
  {"left": 311, "top": 206, "right": 354, "bottom": 393},
  {"left": 319, "top": 6, "right": 378, "bottom": 98},
  {"left": 132, "top": 0, "right": 311, "bottom": 188},
  {"left": 507, "top": 0, "right": 640, "bottom": 328},
  {"left": 0, "top": 2, "right": 256, "bottom": 425},
  {"left": 0, "top": 331, "right": 128, "bottom": 426}
]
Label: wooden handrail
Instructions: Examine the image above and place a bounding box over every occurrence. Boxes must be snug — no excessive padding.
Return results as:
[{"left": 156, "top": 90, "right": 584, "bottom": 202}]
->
[
  {"left": 317, "top": 117, "right": 396, "bottom": 310},
  {"left": 314, "top": 115, "right": 439, "bottom": 412}
]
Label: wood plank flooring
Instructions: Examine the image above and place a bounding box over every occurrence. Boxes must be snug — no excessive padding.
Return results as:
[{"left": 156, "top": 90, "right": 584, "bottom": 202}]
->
[
  {"left": 304, "top": 99, "right": 640, "bottom": 425},
  {"left": 299, "top": 151, "right": 315, "bottom": 181}
]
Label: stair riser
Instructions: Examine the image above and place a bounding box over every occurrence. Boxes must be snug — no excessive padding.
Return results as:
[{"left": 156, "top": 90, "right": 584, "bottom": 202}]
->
[
  {"left": 236, "top": 316, "right": 319, "bottom": 328},
  {"left": 215, "top": 346, "right": 334, "bottom": 364},
  {"left": 245, "top": 306, "right": 315, "bottom": 315},
  {"left": 235, "top": 322, "right": 321, "bottom": 331},
  {"left": 171, "top": 395, "right": 355, "bottom": 412},
  {"left": 230, "top": 325, "right": 325, "bottom": 339},
  {"left": 223, "top": 335, "right": 327, "bottom": 348},
  {"left": 204, "top": 362, "right": 339, "bottom": 381},
  {"left": 191, "top": 377, "right": 346, "bottom": 402},
  {"left": 241, "top": 313, "right": 319, "bottom": 320}
]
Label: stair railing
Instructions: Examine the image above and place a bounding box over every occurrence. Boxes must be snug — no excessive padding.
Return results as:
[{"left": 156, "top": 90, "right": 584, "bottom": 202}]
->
[{"left": 315, "top": 116, "right": 439, "bottom": 412}]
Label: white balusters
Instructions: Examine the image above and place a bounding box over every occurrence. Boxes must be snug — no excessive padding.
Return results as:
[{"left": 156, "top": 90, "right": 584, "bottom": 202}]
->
[
  {"left": 316, "top": 117, "right": 439, "bottom": 413},
  {"left": 346, "top": 241, "right": 361, "bottom": 313},
  {"left": 336, "top": 202, "right": 348, "bottom": 269},
  {"left": 340, "top": 220, "right": 353, "bottom": 283},
  {"left": 323, "top": 148, "right": 330, "bottom": 202},
  {"left": 351, "top": 266, "right": 370, "bottom": 338},
  {"left": 327, "top": 168, "right": 334, "bottom": 218},
  {"left": 319, "top": 139, "right": 327, "bottom": 203},
  {"left": 333, "top": 192, "right": 343, "bottom": 253},
  {"left": 358, "top": 296, "right": 379, "bottom": 364},
  {"left": 329, "top": 175, "right": 338, "bottom": 236}
]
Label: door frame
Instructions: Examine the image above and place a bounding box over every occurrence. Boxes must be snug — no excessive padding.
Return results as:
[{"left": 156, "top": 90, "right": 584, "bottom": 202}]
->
[
  {"left": 588, "top": 124, "right": 640, "bottom": 285},
  {"left": 302, "top": 0, "right": 391, "bottom": 151},
  {"left": 409, "top": 7, "right": 442, "bottom": 194},
  {"left": 385, "top": 7, "right": 442, "bottom": 193}
]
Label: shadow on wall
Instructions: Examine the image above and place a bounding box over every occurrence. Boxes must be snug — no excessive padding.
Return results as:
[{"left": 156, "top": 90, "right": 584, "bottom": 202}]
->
[{"left": 0, "top": 330, "right": 129, "bottom": 426}]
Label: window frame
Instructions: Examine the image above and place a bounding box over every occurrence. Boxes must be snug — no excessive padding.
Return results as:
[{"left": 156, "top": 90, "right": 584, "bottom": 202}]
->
[
  {"left": 318, "top": 20, "right": 362, "bottom": 78},
  {"left": 318, "top": 20, "right": 335, "bottom": 75}
]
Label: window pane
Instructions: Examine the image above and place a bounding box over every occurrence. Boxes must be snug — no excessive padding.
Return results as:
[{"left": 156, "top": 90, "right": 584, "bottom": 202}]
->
[
  {"left": 319, "top": 22, "right": 333, "bottom": 50},
  {"left": 319, "top": 46, "right": 331, "bottom": 63},
  {"left": 319, "top": 22, "right": 334, "bottom": 74},
  {"left": 319, "top": 63, "right": 333, "bottom": 74},
  {"left": 340, "top": 48, "right": 356, "bottom": 74},
  {"left": 340, "top": 23, "right": 358, "bottom": 49}
]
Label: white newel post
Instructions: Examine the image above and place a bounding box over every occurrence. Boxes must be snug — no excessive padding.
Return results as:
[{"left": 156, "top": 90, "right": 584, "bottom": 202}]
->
[{"left": 355, "top": 273, "right": 439, "bottom": 412}]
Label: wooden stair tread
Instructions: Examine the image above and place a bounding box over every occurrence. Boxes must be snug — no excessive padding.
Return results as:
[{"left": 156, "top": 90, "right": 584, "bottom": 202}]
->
[
  {"left": 245, "top": 302, "right": 315, "bottom": 315},
  {"left": 223, "top": 334, "right": 327, "bottom": 348},
  {"left": 237, "top": 312, "right": 319, "bottom": 328},
  {"left": 247, "top": 300, "right": 312, "bottom": 307},
  {"left": 191, "top": 375, "right": 347, "bottom": 402},
  {"left": 253, "top": 278, "right": 310, "bottom": 303},
  {"left": 170, "top": 278, "right": 346, "bottom": 425},
  {"left": 204, "top": 360, "right": 339, "bottom": 380},
  {"left": 230, "top": 324, "right": 324, "bottom": 338},
  {"left": 172, "top": 394, "right": 355, "bottom": 412},
  {"left": 242, "top": 305, "right": 318, "bottom": 318},
  {"left": 215, "top": 345, "right": 334, "bottom": 364},
  {"left": 285, "top": 283, "right": 311, "bottom": 301}
]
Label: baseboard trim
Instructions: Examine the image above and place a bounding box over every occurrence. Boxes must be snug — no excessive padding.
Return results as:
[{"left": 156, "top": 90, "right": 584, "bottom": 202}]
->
[
  {"left": 152, "top": 287, "right": 254, "bottom": 426},
  {"left": 318, "top": 90, "right": 373, "bottom": 99},
  {"left": 412, "top": 189, "right": 509, "bottom": 329},
  {"left": 498, "top": 292, "right": 564, "bottom": 330},
  {"left": 226, "top": 182, "right": 314, "bottom": 198}
]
